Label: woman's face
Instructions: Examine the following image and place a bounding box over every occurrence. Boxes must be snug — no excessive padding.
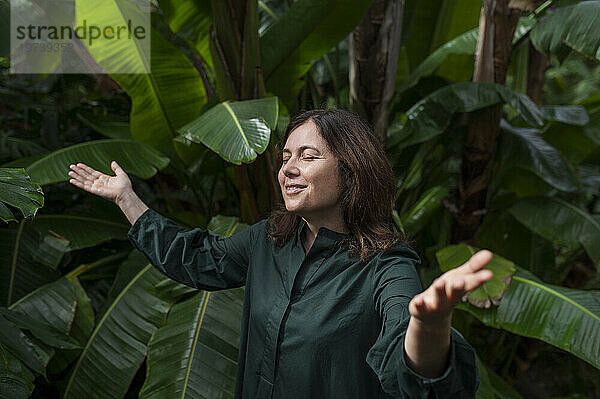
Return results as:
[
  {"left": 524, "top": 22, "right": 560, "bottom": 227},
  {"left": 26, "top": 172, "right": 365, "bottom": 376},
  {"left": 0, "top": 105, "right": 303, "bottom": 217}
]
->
[{"left": 278, "top": 120, "right": 343, "bottom": 222}]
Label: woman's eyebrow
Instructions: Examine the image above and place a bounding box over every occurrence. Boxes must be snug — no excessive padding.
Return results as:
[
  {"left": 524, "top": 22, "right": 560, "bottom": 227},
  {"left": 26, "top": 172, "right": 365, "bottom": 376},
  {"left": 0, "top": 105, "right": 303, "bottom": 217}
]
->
[{"left": 282, "top": 145, "right": 321, "bottom": 154}]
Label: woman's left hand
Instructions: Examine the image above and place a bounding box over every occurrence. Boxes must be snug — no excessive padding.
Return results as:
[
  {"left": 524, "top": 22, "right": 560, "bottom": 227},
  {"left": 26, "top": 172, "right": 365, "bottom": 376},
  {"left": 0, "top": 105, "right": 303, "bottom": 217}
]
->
[{"left": 408, "top": 249, "right": 495, "bottom": 326}]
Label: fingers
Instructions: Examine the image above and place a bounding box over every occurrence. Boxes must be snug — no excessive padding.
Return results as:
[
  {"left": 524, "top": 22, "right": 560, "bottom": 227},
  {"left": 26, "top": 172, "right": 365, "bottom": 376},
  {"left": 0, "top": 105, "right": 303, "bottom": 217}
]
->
[
  {"left": 461, "top": 249, "right": 493, "bottom": 273},
  {"left": 412, "top": 278, "right": 450, "bottom": 314},
  {"left": 69, "top": 166, "right": 93, "bottom": 182},
  {"left": 76, "top": 162, "right": 103, "bottom": 178},
  {"left": 111, "top": 161, "right": 125, "bottom": 176}
]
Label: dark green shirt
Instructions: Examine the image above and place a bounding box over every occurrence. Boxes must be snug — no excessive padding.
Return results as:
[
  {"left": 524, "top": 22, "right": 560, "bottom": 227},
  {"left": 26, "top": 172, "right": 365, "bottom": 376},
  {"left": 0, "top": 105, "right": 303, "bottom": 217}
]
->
[{"left": 127, "top": 208, "right": 478, "bottom": 399}]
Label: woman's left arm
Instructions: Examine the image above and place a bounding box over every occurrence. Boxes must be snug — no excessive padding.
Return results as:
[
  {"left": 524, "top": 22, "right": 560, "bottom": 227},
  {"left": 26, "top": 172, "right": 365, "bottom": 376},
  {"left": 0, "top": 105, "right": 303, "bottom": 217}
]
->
[{"left": 404, "top": 250, "right": 494, "bottom": 378}]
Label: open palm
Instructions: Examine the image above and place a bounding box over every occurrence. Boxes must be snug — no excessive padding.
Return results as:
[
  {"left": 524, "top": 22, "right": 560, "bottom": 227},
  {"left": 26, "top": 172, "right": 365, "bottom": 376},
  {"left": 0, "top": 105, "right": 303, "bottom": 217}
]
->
[{"left": 68, "top": 161, "right": 131, "bottom": 203}]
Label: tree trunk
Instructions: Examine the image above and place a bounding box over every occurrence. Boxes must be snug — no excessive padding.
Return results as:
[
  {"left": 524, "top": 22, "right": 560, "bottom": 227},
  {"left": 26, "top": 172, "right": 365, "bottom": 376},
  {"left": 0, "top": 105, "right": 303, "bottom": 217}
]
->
[
  {"left": 526, "top": 43, "right": 549, "bottom": 104},
  {"left": 209, "top": 0, "right": 282, "bottom": 223},
  {"left": 349, "top": 0, "right": 404, "bottom": 148},
  {"left": 449, "top": 0, "right": 520, "bottom": 243}
]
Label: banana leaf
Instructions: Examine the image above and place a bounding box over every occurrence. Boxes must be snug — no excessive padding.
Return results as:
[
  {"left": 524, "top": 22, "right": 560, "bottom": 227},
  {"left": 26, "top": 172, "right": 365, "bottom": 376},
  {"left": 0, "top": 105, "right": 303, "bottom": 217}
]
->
[
  {"left": 0, "top": 168, "right": 44, "bottom": 222},
  {"left": 542, "top": 104, "right": 600, "bottom": 165},
  {"left": 0, "top": 349, "right": 35, "bottom": 399},
  {"left": 530, "top": 1, "right": 600, "bottom": 62},
  {"left": 140, "top": 289, "right": 244, "bottom": 398},
  {"left": 76, "top": 112, "right": 130, "bottom": 140},
  {"left": 9, "top": 278, "right": 77, "bottom": 337},
  {"left": 400, "top": 186, "right": 449, "bottom": 236},
  {"left": 0, "top": 309, "right": 80, "bottom": 350},
  {"left": 75, "top": 0, "right": 207, "bottom": 151},
  {"left": 261, "top": 0, "right": 373, "bottom": 105},
  {"left": 477, "top": 208, "right": 558, "bottom": 284},
  {"left": 175, "top": 97, "right": 278, "bottom": 165},
  {"left": 439, "top": 245, "right": 600, "bottom": 370},
  {"left": 0, "top": 315, "right": 49, "bottom": 376},
  {"left": 32, "top": 215, "right": 129, "bottom": 250},
  {"left": 401, "top": 17, "right": 535, "bottom": 92},
  {"left": 509, "top": 196, "right": 600, "bottom": 271},
  {"left": 7, "top": 276, "right": 94, "bottom": 374},
  {"left": 498, "top": 120, "right": 578, "bottom": 193},
  {"left": 23, "top": 139, "right": 170, "bottom": 185},
  {"left": 0, "top": 221, "right": 65, "bottom": 306},
  {"left": 160, "top": 0, "right": 213, "bottom": 69},
  {"left": 62, "top": 251, "right": 178, "bottom": 399},
  {"left": 140, "top": 214, "right": 248, "bottom": 398},
  {"left": 388, "top": 82, "right": 544, "bottom": 150},
  {"left": 463, "top": 266, "right": 599, "bottom": 370}
]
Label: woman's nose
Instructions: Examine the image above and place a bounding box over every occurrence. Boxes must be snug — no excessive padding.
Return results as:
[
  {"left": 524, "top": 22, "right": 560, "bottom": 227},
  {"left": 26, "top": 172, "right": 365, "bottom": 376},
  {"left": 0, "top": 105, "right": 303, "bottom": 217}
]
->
[{"left": 281, "top": 158, "right": 299, "bottom": 176}]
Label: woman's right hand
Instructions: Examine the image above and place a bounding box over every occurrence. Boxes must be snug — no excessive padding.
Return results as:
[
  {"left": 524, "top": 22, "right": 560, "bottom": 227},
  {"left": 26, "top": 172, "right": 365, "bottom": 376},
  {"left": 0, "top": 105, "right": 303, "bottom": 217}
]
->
[{"left": 68, "top": 161, "right": 132, "bottom": 204}]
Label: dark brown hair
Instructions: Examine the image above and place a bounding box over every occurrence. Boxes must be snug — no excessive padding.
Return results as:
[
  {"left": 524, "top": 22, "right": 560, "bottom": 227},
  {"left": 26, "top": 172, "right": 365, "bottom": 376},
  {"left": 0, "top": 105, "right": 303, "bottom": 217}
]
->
[{"left": 266, "top": 108, "right": 412, "bottom": 262}]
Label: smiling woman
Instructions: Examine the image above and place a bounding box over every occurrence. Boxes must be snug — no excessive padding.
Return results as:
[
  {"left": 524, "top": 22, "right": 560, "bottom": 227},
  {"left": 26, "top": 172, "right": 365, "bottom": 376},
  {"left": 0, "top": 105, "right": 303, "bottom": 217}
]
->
[
  {"left": 67, "top": 107, "right": 493, "bottom": 399},
  {"left": 271, "top": 108, "right": 403, "bottom": 261}
]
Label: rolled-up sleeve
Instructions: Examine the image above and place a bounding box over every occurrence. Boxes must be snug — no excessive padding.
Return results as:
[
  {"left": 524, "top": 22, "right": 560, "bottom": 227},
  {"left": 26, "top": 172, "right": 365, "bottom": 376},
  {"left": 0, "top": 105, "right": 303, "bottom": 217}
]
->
[
  {"left": 127, "top": 208, "right": 260, "bottom": 291},
  {"left": 366, "top": 242, "right": 479, "bottom": 398}
]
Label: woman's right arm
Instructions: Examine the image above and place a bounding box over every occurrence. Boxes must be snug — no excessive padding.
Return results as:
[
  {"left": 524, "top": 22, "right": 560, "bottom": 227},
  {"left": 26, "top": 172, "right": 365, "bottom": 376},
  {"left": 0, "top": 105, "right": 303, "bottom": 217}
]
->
[{"left": 68, "top": 161, "right": 256, "bottom": 291}]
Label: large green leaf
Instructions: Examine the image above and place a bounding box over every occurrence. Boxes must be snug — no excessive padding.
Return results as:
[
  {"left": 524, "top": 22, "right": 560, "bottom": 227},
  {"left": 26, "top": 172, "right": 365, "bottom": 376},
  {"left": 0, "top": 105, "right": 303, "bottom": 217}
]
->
[
  {"left": 9, "top": 278, "right": 77, "bottom": 337},
  {"left": 140, "top": 289, "right": 244, "bottom": 398},
  {"left": 140, "top": 215, "right": 248, "bottom": 398},
  {"left": 23, "top": 139, "right": 169, "bottom": 186},
  {"left": 175, "top": 97, "right": 278, "bottom": 165},
  {"left": 62, "top": 251, "right": 176, "bottom": 399},
  {"left": 261, "top": 0, "right": 373, "bottom": 105},
  {"left": 6, "top": 277, "right": 93, "bottom": 376},
  {"left": 477, "top": 206, "right": 558, "bottom": 284},
  {"left": 0, "top": 221, "right": 65, "bottom": 306},
  {"left": 437, "top": 244, "right": 515, "bottom": 307},
  {"left": 400, "top": 0, "right": 480, "bottom": 84},
  {"left": 261, "top": 0, "right": 372, "bottom": 78},
  {"left": 75, "top": 0, "right": 207, "bottom": 151},
  {"left": 509, "top": 196, "right": 600, "bottom": 271},
  {"left": 457, "top": 266, "right": 600, "bottom": 370},
  {"left": 0, "top": 309, "right": 80, "bottom": 350},
  {"left": 0, "top": 349, "right": 35, "bottom": 399},
  {"left": 400, "top": 18, "right": 536, "bottom": 92},
  {"left": 159, "top": 0, "right": 213, "bottom": 70},
  {"left": 76, "top": 112, "right": 130, "bottom": 140},
  {"left": 400, "top": 186, "right": 449, "bottom": 236},
  {"left": 542, "top": 104, "right": 600, "bottom": 165},
  {"left": 48, "top": 278, "right": 95, "bottom": 375},
  {"left": 0, "top": 315, "right": 49, "bottom": 376},
  {"left": 0, "top": 168, "right": 44, "bottom": 223},
  {"left": 388, "top": 82, "right": 544, "bottom": 150},
  {"left": 31, "top": 215, "right": 129, "bottom": 250},
  {"left": 498, "top": 120, "right": 578, "bottom": 193},
  {"left": 530, "top": 1, "right": 600, "bottom": 62}
]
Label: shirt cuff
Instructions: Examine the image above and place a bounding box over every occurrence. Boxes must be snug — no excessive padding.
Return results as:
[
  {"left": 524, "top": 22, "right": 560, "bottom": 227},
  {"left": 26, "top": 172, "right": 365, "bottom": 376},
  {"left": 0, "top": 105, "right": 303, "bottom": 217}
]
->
[
  {"left": 127, "top": 207, "right": 157, "bottom": 244},
  {"left": 398, "top": 327, "right": 478, "bottom": 398}
]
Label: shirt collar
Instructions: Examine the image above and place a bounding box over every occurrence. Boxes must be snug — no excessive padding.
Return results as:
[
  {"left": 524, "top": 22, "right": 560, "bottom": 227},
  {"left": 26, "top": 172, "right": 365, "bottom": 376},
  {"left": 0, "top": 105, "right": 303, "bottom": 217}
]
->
[{"left": 296, "top": 217, "right": 349, "bottom": 243}]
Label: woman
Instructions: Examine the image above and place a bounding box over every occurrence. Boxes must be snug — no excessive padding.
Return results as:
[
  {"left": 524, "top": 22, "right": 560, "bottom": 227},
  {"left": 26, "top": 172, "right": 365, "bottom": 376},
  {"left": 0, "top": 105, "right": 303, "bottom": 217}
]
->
[{"left": 68, "top": 108, "right": 494, "bottom": 399}]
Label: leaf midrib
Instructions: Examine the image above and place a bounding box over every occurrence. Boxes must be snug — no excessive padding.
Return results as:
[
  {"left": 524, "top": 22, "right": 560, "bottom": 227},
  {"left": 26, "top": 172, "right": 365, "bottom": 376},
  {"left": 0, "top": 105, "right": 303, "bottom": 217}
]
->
[
  {"left": 513, "top": 275, "right": 600, "bottom": 323},
  {"left": 223, "top": 102, "right": 251, "bottom": 149},
  {"left": 63, "top": 263, "right": 153, "bottom": 398},
  {"left": 181, "top": 291, "right": 210, "bottom": 399}
]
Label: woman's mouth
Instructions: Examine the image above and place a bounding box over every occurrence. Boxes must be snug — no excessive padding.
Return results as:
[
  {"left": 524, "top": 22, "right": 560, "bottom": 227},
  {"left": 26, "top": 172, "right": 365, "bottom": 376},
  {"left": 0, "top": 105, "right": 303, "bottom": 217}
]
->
[{"left": 285, "top": 184, "right": 307, "bottom": 194}]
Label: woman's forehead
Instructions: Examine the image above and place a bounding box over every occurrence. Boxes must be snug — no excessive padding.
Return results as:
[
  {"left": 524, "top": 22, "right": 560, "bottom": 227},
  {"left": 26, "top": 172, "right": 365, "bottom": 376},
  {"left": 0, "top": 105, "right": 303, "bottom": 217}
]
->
[{"left": 284, "top": 121, "right": 327, "bottom": 151}]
